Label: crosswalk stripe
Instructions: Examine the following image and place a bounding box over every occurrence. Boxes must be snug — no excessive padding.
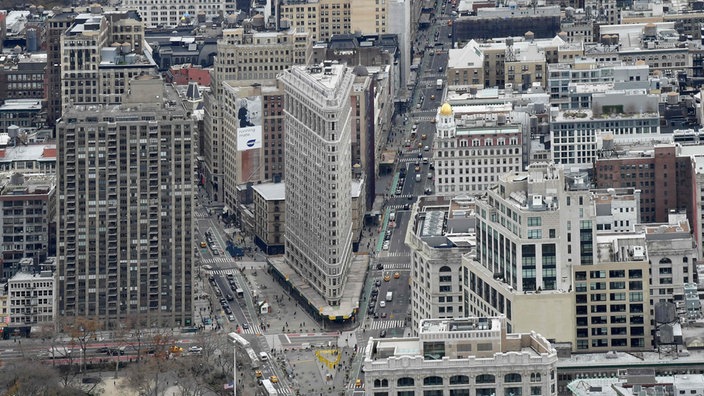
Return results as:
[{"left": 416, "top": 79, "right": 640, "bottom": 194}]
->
[
  {"left": 369, "top": 320, "right": 405, "bottom": 330},
  {"left": 201, "top": 257, "right": 238, "bottom": 265},
  {"left": 240, "top": 325, "right": 264, "bottom": 335},
  {"left": 380, "top": 262, "right": 411, "bottom": 270},
  {"left": 208, "top": 268, "right": 238, "bottom": 275}
]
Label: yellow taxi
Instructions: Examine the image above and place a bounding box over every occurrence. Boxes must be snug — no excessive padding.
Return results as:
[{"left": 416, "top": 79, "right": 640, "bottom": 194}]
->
[
  {"left": 421, "top": 134, "right": 427, "bottom": 140},
  {"left": 417, "top": 142, "right": 423, "bottom": 148},
  {"left": 355, "top": 379, "right": 363, "bottom": 388},
  {"left": 394, "top": 272, "right": 401, "bottom": 279},
  {"left": 384, "top": 274, "right": 391, "bottom": 282},
  {"left": 430, "top": 94, "right": 436, "bottom": 100},
  {"left": 270, "top": 375, "right": 279, "bottom": 383},
  {"left": 169, "top": 346, "right": 184, "bottom": 354},
  {"left": 200, "top": 241, "right": 207, "bottom": 248},
  {"left": 255, "top": 370, "right": 263, "bottom": 378}
]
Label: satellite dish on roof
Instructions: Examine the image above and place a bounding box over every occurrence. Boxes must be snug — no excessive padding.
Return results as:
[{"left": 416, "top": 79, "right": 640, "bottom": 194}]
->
[{"left": 654, "top": 301, "right": 677, "bottom": 324}]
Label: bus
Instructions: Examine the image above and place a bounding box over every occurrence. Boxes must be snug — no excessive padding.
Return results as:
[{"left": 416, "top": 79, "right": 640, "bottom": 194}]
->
[{"left": 261, "top": 379, "right": 278, "bottom": 395}]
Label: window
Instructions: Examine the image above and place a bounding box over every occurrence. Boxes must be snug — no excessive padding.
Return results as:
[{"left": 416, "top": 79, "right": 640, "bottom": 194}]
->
[
  {"left": 450, "top": 375, "right": 470, "bottom": 385},
  {"left": 424, "top": 376, "right": 443, "bottom": 386},
  {"left": 476, "top": 374, "right": 495, "bottom": 384},
  {"left": 397, "top": 377, "right": 415, "bottom": 387},
  {"left": 505, "top": 374, "right": 522, "bottom": 383},
  {"left": 528, "top": 217, "right": 541, "bottom": 226}
]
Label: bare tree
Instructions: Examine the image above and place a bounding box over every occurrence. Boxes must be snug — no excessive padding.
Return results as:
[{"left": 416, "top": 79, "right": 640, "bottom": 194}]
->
[
  {"left": 123, "top": 329, "right": 177, "bottom": 396},
  {"left": 0, "top": 359, "right": 64, "bottom": 395},
  {"left": 65, "top": 317, "right": 102, "bottom": 373}
]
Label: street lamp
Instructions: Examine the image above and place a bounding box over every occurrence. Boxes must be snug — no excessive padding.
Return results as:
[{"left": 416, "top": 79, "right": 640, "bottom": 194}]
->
[{"left": 227, "top": 332, "right": 238, "bottom": 396}]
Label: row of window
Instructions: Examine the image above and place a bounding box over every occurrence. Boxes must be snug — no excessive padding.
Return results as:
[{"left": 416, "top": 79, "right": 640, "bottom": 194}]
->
[{"left": 375, "top": 373, "right": 548, "bottom": 388}]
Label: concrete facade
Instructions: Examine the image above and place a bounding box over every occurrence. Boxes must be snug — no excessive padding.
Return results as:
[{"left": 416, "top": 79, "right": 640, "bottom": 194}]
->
[
  {"left": 405, "top": 196, "right": 476, "bottom": 335},
  {"left": 280, "top": 62, "right": 355, "bottom": 306},
  {"left": 433, "top": 103, "right": 522, "bottom": 196},
  {"left": 0, "top": 173, "right": 55, "bottom": 280},
  {"left": 56, "top": 78, "right": 194, "bottom": 327},
  {"left": 362, "top": 316, "right": 558, "bottom": 396},
  {"left": 7, "top": 268, "right": 56, "bottom": 325}
]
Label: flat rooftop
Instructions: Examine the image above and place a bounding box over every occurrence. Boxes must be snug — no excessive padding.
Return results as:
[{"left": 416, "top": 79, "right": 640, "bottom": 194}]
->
[
  {"left": 252, "top": 182, "right": 285, "bottom": 201},
  {"left": 0, "top": 144, "right": 56, "bottom": 162}
]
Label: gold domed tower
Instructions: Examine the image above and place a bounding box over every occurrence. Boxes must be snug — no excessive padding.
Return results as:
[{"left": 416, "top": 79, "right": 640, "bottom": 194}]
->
[{"left": 435, "top": 102, "right": 456, "bottom": 139}]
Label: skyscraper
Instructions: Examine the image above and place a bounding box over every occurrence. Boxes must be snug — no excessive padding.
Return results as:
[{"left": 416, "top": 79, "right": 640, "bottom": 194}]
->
[
  {"left": 279, "top": 62, "right": 355, "bottom": 306},
  {"left": 56, "top": 77, "right": 193, "bottom": 327}
]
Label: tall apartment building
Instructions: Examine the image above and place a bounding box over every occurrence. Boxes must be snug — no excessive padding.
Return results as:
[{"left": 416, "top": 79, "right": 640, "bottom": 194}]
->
[
  {"left": 203, "top": 26, "right": 310, "bottom": 203},
  {"left": 405, "top": 196, "right": 476, "bottom": 335},
  {"left": 56, "top": 78, "right": 193, "bottom": 327},
  {"left": 362, "top": 316, "right": 558, "bottom": 396},
  {"left": 279, "top": 0, "right": 388, "bottom": 42},
  {"left": 279, "top": 62, "right": 354, "bottom": 306},
  {"left": 60, "top": 9, "right": 152, "bottom": 108},
  {"left": 464, "top": 163, "right": 594, "bottom": 344},
  {"left": 220, "top": 79, "right": 285, "bottom": 214},
  {"left": 0, "top": 173, "right": 55, "bottom": 279},
  {"left": 433, "top": 102, "right": 522, "bottom": 196},
  {"left": 46, "top": 10, "right": 78, "bottom": 128}
]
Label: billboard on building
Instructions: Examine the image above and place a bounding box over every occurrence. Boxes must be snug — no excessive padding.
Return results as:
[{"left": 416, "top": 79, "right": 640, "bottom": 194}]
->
[{"left": 236, "top": 96, "right": 262, "bottom": 151}]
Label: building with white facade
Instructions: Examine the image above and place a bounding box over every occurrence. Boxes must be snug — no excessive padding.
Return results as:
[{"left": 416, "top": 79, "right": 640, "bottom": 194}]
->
[
  {"left": 592, "top": 187, "right": 641, "bottom": 233},
  {"left": 549, "top": 89, "right": 660, "bottom": 170},
  {"left": 279, "top": 62, "right": 355, "bottom": 307},
  {"left": 405, "top": 195, "right": 476, "bottom": 335},
  {"left": 433, "top": 102, "right": 522, "bottom": 196},
  {"left": 464, "top": 162, "right": 594, "bottom": 345},
  {"left": 120, "top": 0, "right": 226, "bottom": 28},
  {"left": 60, "top": 9, "right": 154, "bottom": 108},
  {"left": 362, "top": 316, "right": 558, "bottom": 396},
  {"left": 7, "top": 267, "right": 56, "bottom": 325}
]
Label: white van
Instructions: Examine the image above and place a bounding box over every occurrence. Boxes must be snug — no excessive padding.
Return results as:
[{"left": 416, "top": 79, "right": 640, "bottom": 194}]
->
[
  {"left": 259, "top": 351, "right": 268, "bottom": 361},
  {"left": 415, "top": 174, "right": 421, "bottom": 182}
]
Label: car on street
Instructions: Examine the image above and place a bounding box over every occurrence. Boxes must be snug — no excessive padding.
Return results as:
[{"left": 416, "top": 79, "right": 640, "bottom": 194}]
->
[
  {"left": 255, "top": 370, "right": 263, "bottom": 378},
  {"left": 430, "top": 95, "right": 435, "bottom": 100},
  {"left": 220, "top": 298, "right": 227, "bottom": 304},
  {"left": 200, "top": 241, "right": 207, "bottom": 248},
  {"left": 376, "top": 263, "right": 384, "bottom": 270},
  {"left": 403, "top": 203, "right": 410, "bottom": 210},
  {"left": 213, "top": 249, "right": 219, "bottom": 256},
  {"left": 355, "top": 379, "right": 363, "bottom": 388},
  {"left": 394, "top": 272, "right": 401, "bottom": 279},
  {"left": 381, "top": 312, "right": 388, "bottom": 319},
  {"left": 414, "top": 164, "right": 421, "bottom": 172},
  {"left": 379, "top": 301, "right": 386, "bottom": 308},
  {"left": 421, "top": 134, "right": 427, "bottom": 140},
  {"left": 379, "top": 330, "right": 387, "bottom": 338},
  {"left": 368, "top": 307, "right": 374, "bottom": 315},
  {"left": 375, "top": 279, "right": 381, "bottom": 287},
  {"left": 189, "top": 346, "right": 203, "bottom": 354},
  {"left": 242, "top": 323, "right": 250, "bottom": 330},
  {"left": 425, "top": 188, "right": 433, "bottom": 195},
  {"left": 202, "top": 265, "right": 212, "bottom": 270},
  {"left": 226, "top": 294, "right": 234, "bottom": 301},
  {"left": 224, "top": 307, "right": 232, "bottom": 315},
  {"left": 384, "top": 274, "right": 391, "bottom": 282},
  {"left": 423, "top": 145, "right": 430, "bottom": 151},
  {"left": 270, "top": 376, "right": 279, "bottom": 383},
  {"left": 382, "top": 241, "right": 390, "bottom": 251},
  {"left": 228, "top": 314, "right": 235, "bottom": 321},
  {"left": 169, "top": 346, "right": 184, "bottom": 354},
  {"left": 96, "top": 347, "right": 109, "bottom": 353}
]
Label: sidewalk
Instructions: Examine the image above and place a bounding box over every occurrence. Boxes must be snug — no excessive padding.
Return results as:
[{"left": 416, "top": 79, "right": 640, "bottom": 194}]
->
[{"left": 101, "top": 377, "right": 181, "bottom": 396}]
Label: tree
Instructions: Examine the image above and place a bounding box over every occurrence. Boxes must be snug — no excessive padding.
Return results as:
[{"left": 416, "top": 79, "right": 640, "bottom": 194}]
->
[
  {"left": 64, "top": 317, "right": 101, "bottom": 373},
  {"left": 123, "top": 329, "right": 176, "bottom": 396},
  {"left": 0, "top": 359, "right": 67, "bottom": 395}
]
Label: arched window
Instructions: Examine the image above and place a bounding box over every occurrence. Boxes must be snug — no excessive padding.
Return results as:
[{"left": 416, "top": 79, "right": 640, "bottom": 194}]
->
[
  {"left": 382, "top": 379, "right": 388, "bottom": 387},
  {"left": 476, "top": 374, "right": 495, "bottom": 384},
  {"left": 439, "top": 266, "right": 452, "bottom": 272},
  {"left": 450, "top": 375, "right": 470, "bottom": 384},
  {"left": 424, "top": 376, "right": 443, "bottom": 386},
  {"left": 374, "top": 379, "right": 381, "bottom": 387},
  {"left": 397, "top": 377, "right": 414, "bottom": 387},
  {"left": 530, "top": 373, "right": 542, "bottom": 382},
  {"left": 659, "top": 258, "right": 672, "bottom": 264},
  {"left": 505, "top": 373, "right": 522, "bottom": 383}
]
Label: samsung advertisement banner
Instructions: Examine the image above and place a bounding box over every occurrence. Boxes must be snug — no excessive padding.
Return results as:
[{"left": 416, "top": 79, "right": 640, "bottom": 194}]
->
[{"left": 236, "top": 96, "right": 263, "bottom": 151}]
